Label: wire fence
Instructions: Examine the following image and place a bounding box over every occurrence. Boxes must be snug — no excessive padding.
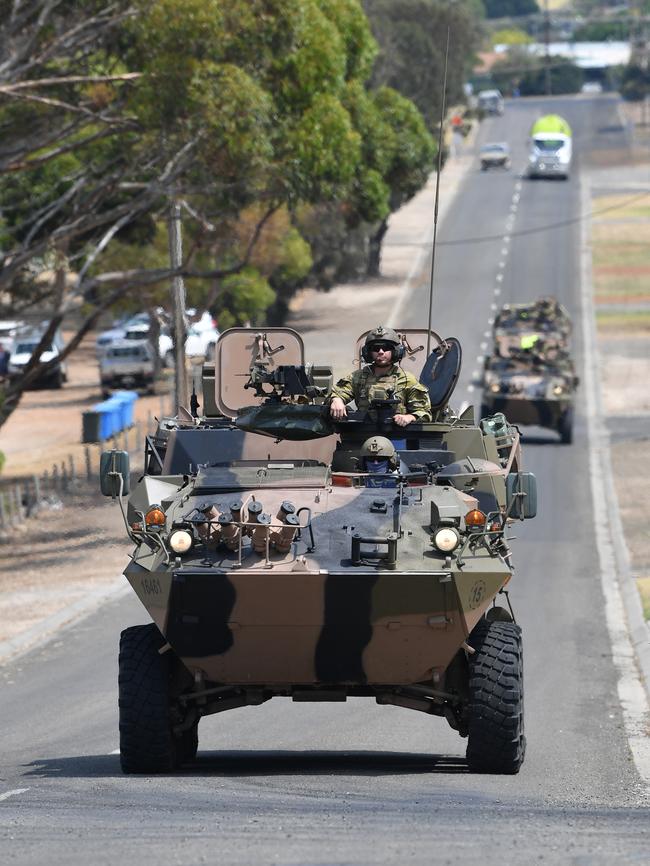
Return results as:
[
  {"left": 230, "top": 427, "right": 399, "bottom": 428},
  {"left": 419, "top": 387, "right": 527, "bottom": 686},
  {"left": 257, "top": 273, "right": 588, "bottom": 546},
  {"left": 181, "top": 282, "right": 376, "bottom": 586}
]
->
[{"left": 0, "top": 417, "right": 152, "bottom": 539}]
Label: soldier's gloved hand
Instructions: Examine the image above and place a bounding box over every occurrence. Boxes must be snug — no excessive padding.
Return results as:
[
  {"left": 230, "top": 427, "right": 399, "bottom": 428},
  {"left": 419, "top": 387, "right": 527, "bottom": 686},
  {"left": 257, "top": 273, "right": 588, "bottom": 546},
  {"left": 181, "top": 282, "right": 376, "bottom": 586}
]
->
[
  {"left": 329, "top": 397, "right": 348, "bottom": 420},
  {"left": 393, "top": 413, "right": 416, "bottom": 427}
]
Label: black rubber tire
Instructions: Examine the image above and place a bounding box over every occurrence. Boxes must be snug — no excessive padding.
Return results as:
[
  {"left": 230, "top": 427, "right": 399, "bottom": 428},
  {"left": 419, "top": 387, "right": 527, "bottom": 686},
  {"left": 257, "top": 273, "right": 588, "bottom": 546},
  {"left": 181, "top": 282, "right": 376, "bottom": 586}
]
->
[
  {"left": 558, "top": 406, "right": 574, "bottom": 444},
  {"left": 466, "top": 619, "right": 525, "bottom": 774},
  {"left": 181, "top": 725, "right": 199, "bottom": 763},
  {"left": 118, "top": 623, "right": 179, "bottom": 774}
]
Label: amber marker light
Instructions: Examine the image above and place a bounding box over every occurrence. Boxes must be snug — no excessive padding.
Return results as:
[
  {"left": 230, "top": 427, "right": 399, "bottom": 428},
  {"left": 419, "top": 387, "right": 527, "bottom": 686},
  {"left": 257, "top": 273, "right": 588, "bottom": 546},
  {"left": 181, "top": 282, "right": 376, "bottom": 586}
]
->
[
  {"left": 465, "top": 509, "right": 486, "bottom": 529},
  {"left": 145, "top": 505, "right": 166, "bottom": 526}
]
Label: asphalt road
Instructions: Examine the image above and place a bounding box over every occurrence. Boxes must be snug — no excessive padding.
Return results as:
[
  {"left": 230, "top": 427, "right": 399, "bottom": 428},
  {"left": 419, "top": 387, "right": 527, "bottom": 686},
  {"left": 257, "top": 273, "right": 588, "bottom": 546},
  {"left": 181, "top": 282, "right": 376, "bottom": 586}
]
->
[{"left": 1, "top": 95, "right": 648, "bottom": 865}]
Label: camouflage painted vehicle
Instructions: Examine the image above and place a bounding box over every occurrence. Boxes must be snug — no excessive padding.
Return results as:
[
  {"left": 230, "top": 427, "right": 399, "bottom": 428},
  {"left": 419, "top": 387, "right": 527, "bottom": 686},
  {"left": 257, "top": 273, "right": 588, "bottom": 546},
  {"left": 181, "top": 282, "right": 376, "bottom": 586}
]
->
[
  {"left": 484, "top": 298, "right": 578, "bottom": 442},
  {"left": 492, "top": 298, "right": 571, "bottom": 360},
  {"left": 101, "top": 327, "right": 536, "bottom": 775},
  {"left": 481, "top": 347, "right": 578, "bottom": 443}
]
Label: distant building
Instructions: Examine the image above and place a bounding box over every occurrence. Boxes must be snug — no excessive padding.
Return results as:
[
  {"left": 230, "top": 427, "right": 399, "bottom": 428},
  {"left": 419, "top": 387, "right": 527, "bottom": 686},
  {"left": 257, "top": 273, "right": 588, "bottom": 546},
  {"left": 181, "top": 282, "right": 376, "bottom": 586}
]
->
[{"left": 493, "top": 41, "right": 631, "bottom": 69}]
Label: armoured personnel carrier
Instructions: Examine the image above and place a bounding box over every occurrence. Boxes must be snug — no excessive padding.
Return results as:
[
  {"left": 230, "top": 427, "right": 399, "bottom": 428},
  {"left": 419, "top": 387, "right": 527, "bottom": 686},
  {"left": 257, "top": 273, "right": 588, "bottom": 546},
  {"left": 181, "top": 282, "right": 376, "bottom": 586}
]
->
[
  {"left": 102, "top": 327, "right": 536, "bottom": 775},
  {"left": 483, "top": 299, "right": 578, "bottom": 442}
]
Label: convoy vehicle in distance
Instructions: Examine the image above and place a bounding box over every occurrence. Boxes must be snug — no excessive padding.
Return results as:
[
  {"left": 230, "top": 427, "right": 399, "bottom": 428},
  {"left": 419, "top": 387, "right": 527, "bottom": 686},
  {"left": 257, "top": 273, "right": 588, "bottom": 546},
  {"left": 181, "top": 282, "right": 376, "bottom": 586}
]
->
[
  {"left": 99, "top": 340, "right": 156, "bottom": 397},
  {"left": 482, "top": 299, "right": 578, "bottom": 443},
  {"left": 479, "top": 142, "right": 511, "bottom": 171},
  {"left": 477, "top": 89, "right": 505, "bottom": 116},
  {"left": 7, "top": 331, "right": 67, "bottom": 389},
  {"left": 101, "top": 326, "right": 537, "bottom": 775},
  {"left": 527, "top": 114, "right": 572, "bottom": 179}
]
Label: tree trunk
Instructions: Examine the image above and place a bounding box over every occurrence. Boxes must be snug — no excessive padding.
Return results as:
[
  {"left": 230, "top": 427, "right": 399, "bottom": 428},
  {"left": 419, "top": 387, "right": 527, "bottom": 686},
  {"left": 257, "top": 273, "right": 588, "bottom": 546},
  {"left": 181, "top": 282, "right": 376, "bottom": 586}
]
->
[{"left": 367, "top": 219, "right": 388, "bottom": 277}]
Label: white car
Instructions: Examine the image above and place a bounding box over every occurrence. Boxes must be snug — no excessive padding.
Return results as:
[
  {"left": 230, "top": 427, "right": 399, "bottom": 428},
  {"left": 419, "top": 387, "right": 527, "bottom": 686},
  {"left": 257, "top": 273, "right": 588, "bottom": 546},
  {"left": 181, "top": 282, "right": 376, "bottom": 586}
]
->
[
  {"left": 0, "top": 319, "right": 27, "bottom": 354},
  {"left": 8, "top": 337, "right": 67, "bottom": 388},
  {"left": 123, "top": 323, "right": 174, "bottom": 364},
  {"left": 184, "top": 324, "right": 220, "bottom": 359}
]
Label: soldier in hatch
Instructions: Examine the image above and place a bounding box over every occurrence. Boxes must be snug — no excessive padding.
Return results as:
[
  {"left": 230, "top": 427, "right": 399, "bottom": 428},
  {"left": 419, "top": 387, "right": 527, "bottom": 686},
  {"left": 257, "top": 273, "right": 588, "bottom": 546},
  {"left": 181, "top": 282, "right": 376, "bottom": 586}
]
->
[{"left": 328, "top": 326, "right": 432, "bottom": 426}]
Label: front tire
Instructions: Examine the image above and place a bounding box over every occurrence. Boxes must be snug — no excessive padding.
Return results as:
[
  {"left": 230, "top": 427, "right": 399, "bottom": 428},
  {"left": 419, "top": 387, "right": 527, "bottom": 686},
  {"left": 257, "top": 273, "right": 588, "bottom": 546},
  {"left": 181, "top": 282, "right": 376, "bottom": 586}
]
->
[
  {"left": 466, "top": 619, "right": 525, "bottom": 774},
  {"left": 118, "top": 624, "right": 183, "bottom": 774},
  {"left": 558, "top": 406, "right": 574, "bottom": 444}
]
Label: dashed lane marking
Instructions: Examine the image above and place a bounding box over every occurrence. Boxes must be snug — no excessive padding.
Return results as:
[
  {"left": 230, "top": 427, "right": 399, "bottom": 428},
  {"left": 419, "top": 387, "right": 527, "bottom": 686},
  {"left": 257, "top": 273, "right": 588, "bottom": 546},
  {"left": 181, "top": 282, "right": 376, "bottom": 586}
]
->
[{"left": 0, "top": 789, "right": 29, "bottom": 802}]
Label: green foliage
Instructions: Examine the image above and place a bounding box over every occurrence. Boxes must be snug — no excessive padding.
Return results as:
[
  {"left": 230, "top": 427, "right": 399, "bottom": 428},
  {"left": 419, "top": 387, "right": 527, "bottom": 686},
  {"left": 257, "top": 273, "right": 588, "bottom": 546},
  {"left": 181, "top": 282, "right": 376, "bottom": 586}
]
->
[
  {"left": 621, "top": 65, "right": 650, "bottom": 102},
  {"left": 483, "top": 0, "right": 538, "bottom": 18},
  {"left": 363, "top": 0, "right": 484, "bottom": 132},
  {"left": 491, "top": 27, "right": 532, "bottom": 45},
  {"left": 214, "top": 268, "right": 276, "bottom": 329},
  {"left": 370, "top": 86, "right": 435, "bottom": 209},
  {"left": 491, "top": 48, "right": 583, "bottom": 96},
  {"left": 288, "top": 93, "right": 362, "bottom": 198},
  {"left": 320, "top": 0, "right": 379, "bottom": 81},
  {"left": 573, "top": 20, "right": 630, "bottom": 42}
]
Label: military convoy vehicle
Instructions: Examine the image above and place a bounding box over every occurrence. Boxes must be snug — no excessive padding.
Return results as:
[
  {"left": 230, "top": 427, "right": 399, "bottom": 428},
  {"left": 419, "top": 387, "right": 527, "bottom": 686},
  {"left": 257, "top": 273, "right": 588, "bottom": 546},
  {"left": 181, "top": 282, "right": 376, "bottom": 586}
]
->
[
  {"left": 482, "top": 299, "right": 578, "bottom": 443},
  {"left": 102, "top": 327, "right": 536, "bottom": 775}
]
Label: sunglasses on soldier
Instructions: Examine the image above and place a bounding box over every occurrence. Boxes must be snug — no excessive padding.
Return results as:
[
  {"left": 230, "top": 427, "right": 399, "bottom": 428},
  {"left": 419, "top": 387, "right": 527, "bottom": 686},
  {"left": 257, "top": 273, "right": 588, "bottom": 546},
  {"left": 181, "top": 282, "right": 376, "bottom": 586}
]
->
[{"left": 370, "top": 342, "right": 393, "bottom": 352}]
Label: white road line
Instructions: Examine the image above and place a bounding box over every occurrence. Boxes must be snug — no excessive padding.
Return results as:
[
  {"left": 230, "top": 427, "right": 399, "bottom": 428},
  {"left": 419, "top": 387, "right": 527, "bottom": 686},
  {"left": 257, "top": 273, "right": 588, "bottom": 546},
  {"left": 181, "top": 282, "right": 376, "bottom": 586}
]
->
[
  {"left": 483, "top": 330, "right": 491, "bottom": 337},
  {"left": 467, "top": 384, "right": 474, "bottom": 393},
  {"left": 496, "top": 273, "right": 504, "bottom": 282},
  {"left": 580, "top": 176, "right": 650, "bottom": 791},
  {"left": 501, "top": 246, "right": 509, "bottom": 255},
  {"left": 498, "top": 260, "right": 506, "bottom": 269},
  {"left": 503, "top": 235, "right": 510, "bottom": 243},
  {"left": 488, "top": 317, "right": 494, "bottom": 325},
  {"left": 490, "top": 302, "right": 497, "bottom": 310},
  {"left": 480, "top": 341, "right": 487, "bottom": 350},
  {"left": 494, "top": 287, "right": 501, "bottom": 295},
  {"left": 0, "top": 788, "right": 29, "bottom": 802}
]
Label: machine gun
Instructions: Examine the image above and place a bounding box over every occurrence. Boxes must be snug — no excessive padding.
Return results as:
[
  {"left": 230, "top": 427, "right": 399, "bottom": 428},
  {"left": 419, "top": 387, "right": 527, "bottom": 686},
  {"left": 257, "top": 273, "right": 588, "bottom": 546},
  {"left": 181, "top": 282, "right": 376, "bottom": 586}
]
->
[{"left": 244, "top": 362, "right": 326, "bottom": 402}]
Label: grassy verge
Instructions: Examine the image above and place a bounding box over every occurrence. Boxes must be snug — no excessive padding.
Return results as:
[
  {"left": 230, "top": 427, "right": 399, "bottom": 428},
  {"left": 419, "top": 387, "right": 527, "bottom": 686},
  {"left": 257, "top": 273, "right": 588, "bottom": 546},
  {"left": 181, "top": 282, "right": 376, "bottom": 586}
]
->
[
  {"left": 638, "top": 578, "right": 650, "bottom": 621},
  {"left": 593, "top": 191, "right": 650, "bottom": 622}
]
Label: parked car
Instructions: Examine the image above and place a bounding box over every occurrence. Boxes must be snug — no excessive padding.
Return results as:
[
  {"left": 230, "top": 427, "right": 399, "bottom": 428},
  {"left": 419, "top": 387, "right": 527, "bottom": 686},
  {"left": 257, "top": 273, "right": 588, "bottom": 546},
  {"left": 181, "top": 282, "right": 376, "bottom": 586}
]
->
[
  {"left": 184, "top": 323, "right": 220, "bottom": 359},
  {"left": 0, "top": 319, "right": 27, "bottom": 354},
  {"left": 99, "top": 340, "right": 157, "bottom": 397},
  {"left": 8, "top": 335, "right": 67, "bottom": 388},
  {"left": 123, "top": 322, "right": 174, "bottom": 364},
  {"left": 477, "top": 89, "right": 504, "bottom": 116},
  {"left": 95, "top": 311, "right": 162, "bottom": 357}
]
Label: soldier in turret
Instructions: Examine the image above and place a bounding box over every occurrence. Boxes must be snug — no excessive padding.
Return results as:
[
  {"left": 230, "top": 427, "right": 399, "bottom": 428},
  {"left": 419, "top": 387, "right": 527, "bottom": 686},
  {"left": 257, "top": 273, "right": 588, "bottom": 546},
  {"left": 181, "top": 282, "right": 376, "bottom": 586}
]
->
[{"left": 328, "top": 326, "right": 432, "bottom": 427}]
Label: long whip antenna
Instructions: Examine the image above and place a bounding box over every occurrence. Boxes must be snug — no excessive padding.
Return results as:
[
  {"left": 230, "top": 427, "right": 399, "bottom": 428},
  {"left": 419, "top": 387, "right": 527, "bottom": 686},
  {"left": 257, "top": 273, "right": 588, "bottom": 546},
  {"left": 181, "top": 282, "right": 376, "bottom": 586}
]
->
[{"left": 426, "top": 27, "right": 450, "bottom": 359}]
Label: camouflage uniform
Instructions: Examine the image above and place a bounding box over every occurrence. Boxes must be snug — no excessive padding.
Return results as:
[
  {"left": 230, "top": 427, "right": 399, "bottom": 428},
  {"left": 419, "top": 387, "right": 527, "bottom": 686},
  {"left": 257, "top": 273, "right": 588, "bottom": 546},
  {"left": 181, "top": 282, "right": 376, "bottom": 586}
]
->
[{"left": 330, "top": 365, "right": 432, "bottom": 421}]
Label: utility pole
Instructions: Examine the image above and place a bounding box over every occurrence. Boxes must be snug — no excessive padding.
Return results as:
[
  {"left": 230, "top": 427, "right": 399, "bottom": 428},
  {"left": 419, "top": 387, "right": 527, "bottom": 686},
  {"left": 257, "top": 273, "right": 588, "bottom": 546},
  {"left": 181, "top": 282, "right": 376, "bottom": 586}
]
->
[
  {"left": 544, "top": 0, "right": 552, "bottom": 96},
  {"left": 168, "top": 199, "right": 189, "bottom": 411}
]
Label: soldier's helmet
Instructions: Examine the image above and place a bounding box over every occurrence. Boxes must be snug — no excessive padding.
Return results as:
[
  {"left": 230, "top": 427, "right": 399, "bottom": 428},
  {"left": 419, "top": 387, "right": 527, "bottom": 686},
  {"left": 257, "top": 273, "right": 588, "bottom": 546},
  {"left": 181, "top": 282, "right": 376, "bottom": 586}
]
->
[
  {"left": 362, "top": 326, "right": 404, "bottom": 362},
  {"left": 359, "top": 435, "right": 398, "bottom": 470}
]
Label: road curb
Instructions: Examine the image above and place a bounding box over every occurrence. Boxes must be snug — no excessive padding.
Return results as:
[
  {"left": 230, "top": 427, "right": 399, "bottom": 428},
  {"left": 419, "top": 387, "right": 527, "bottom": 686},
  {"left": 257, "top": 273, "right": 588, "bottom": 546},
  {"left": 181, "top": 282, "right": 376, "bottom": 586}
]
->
[{"left": 0, "top": 580, "right": 130, "bottom": 666}]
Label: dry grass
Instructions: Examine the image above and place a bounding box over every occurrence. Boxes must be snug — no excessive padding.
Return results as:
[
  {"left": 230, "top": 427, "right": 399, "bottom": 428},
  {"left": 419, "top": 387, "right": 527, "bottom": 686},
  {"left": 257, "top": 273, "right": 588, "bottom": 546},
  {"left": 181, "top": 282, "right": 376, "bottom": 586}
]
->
[
  {"left": 592, "top": 194, "right": 650, "bottom": 310},
  {"left": 637, "top": 578, "right": 650, "bottom": 621},
  {"left": 596, "top": 311, "right": 650, "bottom": 332}
]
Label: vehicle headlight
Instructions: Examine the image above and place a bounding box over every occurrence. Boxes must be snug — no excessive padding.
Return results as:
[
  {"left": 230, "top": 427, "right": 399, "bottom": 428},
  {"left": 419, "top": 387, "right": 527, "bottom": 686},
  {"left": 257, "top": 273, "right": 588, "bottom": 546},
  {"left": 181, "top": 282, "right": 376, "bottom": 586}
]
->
[
  {"left": 489, "top": 382, "right": 501, "bottom": 393},
  {"left": 552, "top": 383, "right": 565, "bottom": 396},
  {"left": 169, "top": 529, "right": 193, "bottom": 554},
  {"left": 433, "top": 527, "right": 460, "bottom": 553}
]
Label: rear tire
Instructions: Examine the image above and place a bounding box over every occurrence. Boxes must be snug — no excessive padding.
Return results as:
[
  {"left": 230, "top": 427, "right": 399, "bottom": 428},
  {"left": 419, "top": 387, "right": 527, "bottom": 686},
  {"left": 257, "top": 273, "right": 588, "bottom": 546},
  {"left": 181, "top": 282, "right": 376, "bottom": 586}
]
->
[
  {"left": 466, "top": 619, "right": 525, "bottom": 774},
  {"left": 119, "top": 623, "right": 183, "bottom": 774}
]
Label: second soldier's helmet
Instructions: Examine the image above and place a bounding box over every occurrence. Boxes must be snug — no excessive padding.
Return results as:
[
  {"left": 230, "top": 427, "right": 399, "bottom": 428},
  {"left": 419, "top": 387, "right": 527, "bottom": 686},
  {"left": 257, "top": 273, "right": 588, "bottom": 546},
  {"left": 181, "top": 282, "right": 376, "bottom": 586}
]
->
[
  {"left": 359, "top": 435, "right": 399, "bottom": 470},
  {"left": 361, "top": 326, "right": 405, "bottom": 362}
]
